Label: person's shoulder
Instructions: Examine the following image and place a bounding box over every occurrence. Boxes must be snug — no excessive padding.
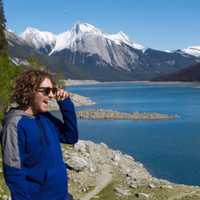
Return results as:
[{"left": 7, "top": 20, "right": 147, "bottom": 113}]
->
[
  {"left": 2, "top": 110, "right": 35, "bottom": 130},
  {"left": 1, "top": 115, "right": 26, "bottom": 132}
]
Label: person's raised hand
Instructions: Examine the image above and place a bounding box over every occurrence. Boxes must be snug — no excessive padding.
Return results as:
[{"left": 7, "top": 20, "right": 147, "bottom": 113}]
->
[{"left": 55, "top": 89, "right": 70, "bottom": 101}]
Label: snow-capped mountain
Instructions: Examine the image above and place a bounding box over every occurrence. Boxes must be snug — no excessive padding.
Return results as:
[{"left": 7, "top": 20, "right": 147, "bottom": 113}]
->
[
  {"left": 20, "top": 23, "right": 145, "bottom": 71},
  {"left": 51, "top": 23, "right": 145, "bottom": 53},
  {"left": 7, "top": 22, "right": 199, "bottom": 81},
  {"left": 181, "top": 46, "right": 200, "bottom": 57},
  {"left": 20, "top": 27, "right": 56, "bottom": 54},
  {"left": 49, "top": 23, "right": 144, "bottom": 70}
]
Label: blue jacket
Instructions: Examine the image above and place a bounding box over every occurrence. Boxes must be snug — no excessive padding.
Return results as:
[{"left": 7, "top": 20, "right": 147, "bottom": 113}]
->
[{"left": 0, "top": 98, "right": 78, "bottom": 200}]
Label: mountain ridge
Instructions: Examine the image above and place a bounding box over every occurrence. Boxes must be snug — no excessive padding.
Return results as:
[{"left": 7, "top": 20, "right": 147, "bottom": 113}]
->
[
  {"left": 153, "top": 62, "right": 200, "bottom": 81},
  {"left": 6, "top": 22, "right": 200, "bottom": 81}
]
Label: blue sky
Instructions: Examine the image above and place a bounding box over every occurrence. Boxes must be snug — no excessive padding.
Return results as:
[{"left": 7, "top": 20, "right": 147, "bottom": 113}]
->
[{"left": 4, "top": 0, "right": 200, "bottom": 50}]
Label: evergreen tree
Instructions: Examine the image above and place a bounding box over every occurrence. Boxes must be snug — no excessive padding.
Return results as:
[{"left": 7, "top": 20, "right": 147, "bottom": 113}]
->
[
  {"left": 0, "top": 56, "right": 21, "bottom": 120},
  {"left": 0, "top": 0, "right": 8, "bottom": 56},
  {"left": 0, "top": 0, "right": 22, "bottom": 121},
  {"left": 27, "top": 56, "right": 45, "bottom": 70}
]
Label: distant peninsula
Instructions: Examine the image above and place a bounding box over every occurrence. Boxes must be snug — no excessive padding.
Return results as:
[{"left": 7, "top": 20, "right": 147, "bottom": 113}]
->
[
  {"left": 48, "top": 94, "right": 178, "bottom": 120},
  {"left": 77, "top": 109, "right": 178, "bottom": 120}
]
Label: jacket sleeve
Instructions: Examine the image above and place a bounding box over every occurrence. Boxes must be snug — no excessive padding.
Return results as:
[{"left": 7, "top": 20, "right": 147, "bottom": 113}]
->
[
  {"left": 1, "top": 121, "right": 31, "bottom": 200},
  {"left": 47, "top": 97, "right": 78, "bottom": 144}
]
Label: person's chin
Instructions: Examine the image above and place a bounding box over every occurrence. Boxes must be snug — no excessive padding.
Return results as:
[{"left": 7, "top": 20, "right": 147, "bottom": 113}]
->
[
  {"left": 42, "top": 107, "right": 48, "bottom": 113},
  {"left": 39, "top": 105, "right": 48, "bottom": 113}
]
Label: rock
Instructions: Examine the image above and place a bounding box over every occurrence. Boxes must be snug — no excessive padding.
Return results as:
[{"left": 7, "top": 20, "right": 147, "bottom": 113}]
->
[
  {"left": 148, "top": 183, "right": 156, "bottom": 189},
  {"left": 166, "top": 185, "right": 173, "bottom": 189},
  {"left": 67, "top": 156, "right": 88, "bottom": 172},
  {"left": 128, "top": 182, "right": 138, "bottom": 189},
  {"left": 123, "top": 167, "right": 151, "bottom": 182},
  {"left": 124, "top": 154, "right": 135, "bottom": 161},
  {"left": 160, "top": 184, "right": 173, "bottom": 189},
  {"left": 74, "top": 141, "right": 87, "bottom": 153},
  {"left": 81, "top": 187, "right": 87, "bottom": 192},
  {"left": 111, "top": 152, "right": 121, "bottom": 163},
  {"left": 135, "top": 192, "right": 150, "bottom": 199},
  {"left": 89, "top": 166, "right": 96, "bottom": 173},
  {"left": 100, "top": 142, "right": 108, "bottom": 150},
  {"left": 114, "top": 187, "right": 130, "bottom": 197}
]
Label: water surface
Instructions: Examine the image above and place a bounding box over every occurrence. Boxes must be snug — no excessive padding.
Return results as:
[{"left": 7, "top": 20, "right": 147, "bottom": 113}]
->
[{"left": 67, "top": 82, "right": 200, "bottom": 185}]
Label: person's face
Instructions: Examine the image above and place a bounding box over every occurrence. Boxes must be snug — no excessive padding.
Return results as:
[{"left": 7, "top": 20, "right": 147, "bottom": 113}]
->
[{"left": 31, "top": 78, "right": 54, "bottom": 114}]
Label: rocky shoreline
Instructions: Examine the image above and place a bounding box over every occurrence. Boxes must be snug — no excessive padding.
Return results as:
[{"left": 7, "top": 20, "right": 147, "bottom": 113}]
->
[
  {"left": 77, "top": 109, "right": 178, "bottom": 120},
  {"left": 63, "top": 140, "right": 200, "bottom": 200}
]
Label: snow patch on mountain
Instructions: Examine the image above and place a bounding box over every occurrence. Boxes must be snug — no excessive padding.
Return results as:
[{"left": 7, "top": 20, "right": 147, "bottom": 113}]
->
[
  {"left": 164, "top": 50, "right": 172, "bottom": 53},
  {"left": 182, "top": 46, "right": 200, "bottom": 57},
  {"left": 11, "top": 57, "right": 29, "bottom": 66},
  {"left": 105, "top": 31, "right": 144, "bottom": 50},
  {"left": 73, "top": 22, "right": 103, "bottom": 35},
  {"left": 51, "top": 23, "right": 144, "bottom": 54},
  {"left": 20, "top": 27, "right": 56, "bottom": 52}
]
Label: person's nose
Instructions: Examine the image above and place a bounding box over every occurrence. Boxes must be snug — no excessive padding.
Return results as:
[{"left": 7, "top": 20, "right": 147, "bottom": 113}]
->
[{"left": 48, "top": 90, "right": 54, "bottom": 99}]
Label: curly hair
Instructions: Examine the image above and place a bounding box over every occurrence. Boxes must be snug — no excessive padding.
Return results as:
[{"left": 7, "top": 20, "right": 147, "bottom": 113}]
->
[{"left": 11, "top": 69, "right": 56, "bottom": 108}]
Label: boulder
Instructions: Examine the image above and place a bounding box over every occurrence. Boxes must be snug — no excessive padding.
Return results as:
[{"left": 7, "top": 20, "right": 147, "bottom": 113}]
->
[{"left": 67, "top": 156, "right": 88, "bottom": 172}]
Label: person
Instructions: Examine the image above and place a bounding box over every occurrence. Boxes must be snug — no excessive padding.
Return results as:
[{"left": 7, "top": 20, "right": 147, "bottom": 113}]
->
[{"left": 0, "top": 69, "right": 78, "bottom": 200}]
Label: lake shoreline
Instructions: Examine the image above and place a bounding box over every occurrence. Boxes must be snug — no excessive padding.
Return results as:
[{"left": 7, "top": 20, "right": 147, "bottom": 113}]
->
[{"left": 64, "top": 79, "right": 200, "bottom": 86}]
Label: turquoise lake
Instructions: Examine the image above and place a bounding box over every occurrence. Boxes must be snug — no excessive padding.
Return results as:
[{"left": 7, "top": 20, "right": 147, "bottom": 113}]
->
[{"left": 67, "top": 82, "right": 200, "bottom": 186}]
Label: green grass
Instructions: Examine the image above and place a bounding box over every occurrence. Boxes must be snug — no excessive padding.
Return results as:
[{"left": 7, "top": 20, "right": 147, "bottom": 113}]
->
[
  {"left": 89, "top": 177, "right": 200, "bottom": 200},
  {"left": 178, "top": 196, "right": 200, "bottom": 200}
]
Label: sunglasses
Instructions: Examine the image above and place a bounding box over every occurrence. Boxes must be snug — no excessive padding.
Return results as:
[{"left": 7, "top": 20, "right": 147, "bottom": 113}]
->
[{"left": 37, "top": 87, "right": 58, "bottom": 96}]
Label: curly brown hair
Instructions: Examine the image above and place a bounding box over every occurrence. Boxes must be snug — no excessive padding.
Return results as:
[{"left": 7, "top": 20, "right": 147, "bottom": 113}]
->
[{"left": 11, "top": 69, "right": 56, "bottom": 108}]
